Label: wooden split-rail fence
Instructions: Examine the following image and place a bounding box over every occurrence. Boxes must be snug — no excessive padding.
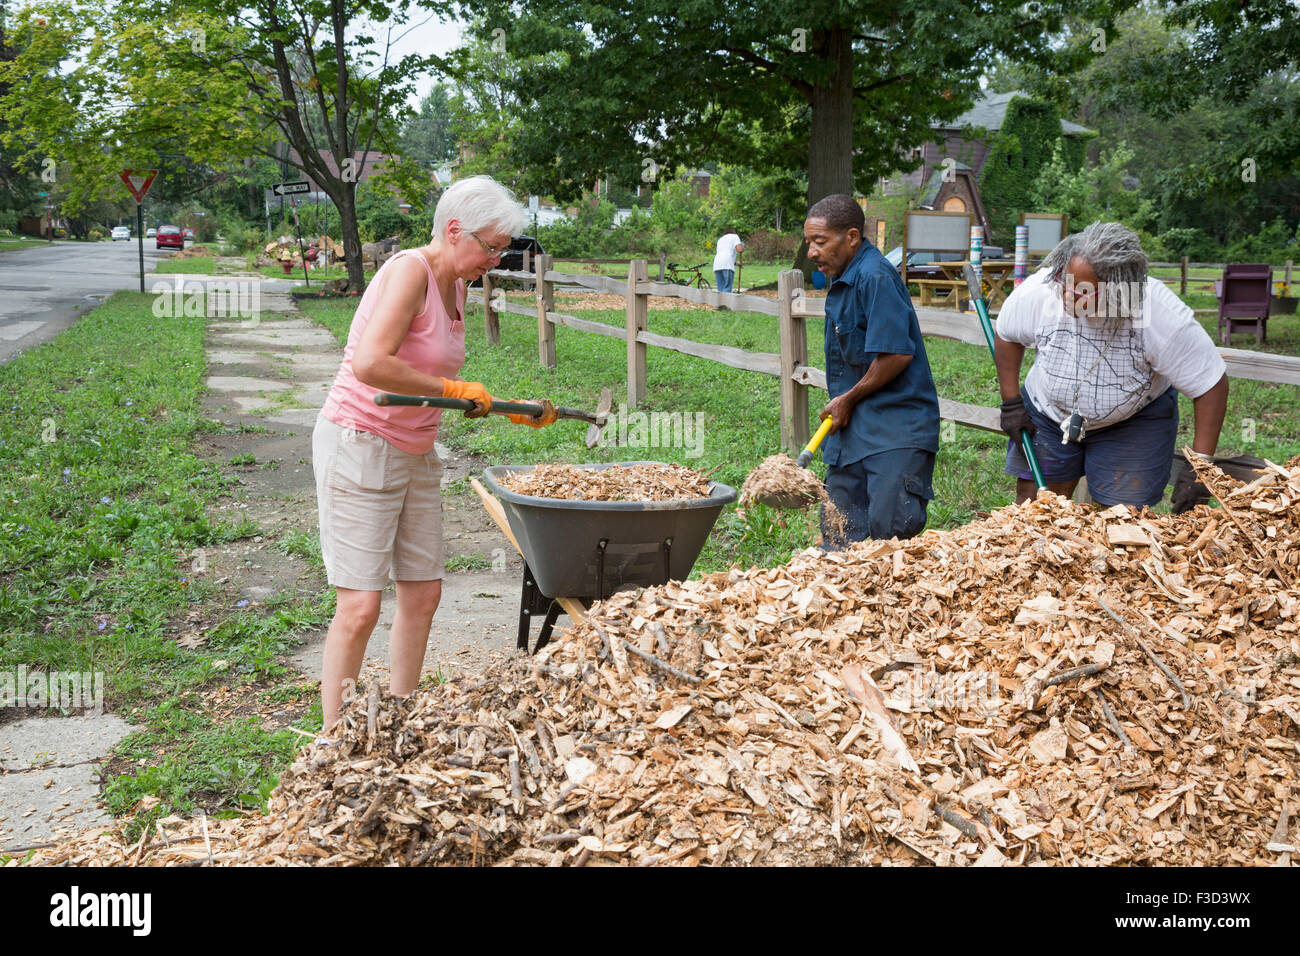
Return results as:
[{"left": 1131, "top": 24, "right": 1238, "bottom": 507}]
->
[{"left": 471, "top": 256, "right": 1300, "bottom": 457}]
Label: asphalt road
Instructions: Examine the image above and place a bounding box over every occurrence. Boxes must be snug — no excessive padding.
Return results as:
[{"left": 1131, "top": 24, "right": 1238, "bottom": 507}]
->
[{"left": 0, "top": 238, "right": 173, "bottom": 365}]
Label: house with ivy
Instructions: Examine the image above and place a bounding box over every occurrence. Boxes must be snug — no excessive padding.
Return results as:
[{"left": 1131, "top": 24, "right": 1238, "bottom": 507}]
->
[{"left": 893, "top": 90, "right": 1094, "bottom": 243}]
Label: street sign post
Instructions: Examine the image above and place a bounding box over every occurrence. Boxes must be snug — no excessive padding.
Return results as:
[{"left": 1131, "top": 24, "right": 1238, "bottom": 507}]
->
[
  {"left": 272, "top": 181, "right": 310, "bottom": 197},
  {"left": 120, "top": 169, "right": 158, "bottom": 292},
  {"left": 289, "top": 196, "right": 310, "bottom": 288}
]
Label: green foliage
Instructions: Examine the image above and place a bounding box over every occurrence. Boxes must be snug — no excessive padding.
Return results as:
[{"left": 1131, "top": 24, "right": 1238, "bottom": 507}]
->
[
  {"left": 440, "top": 3, "right": 1132, "bottom": 206},
  {"left": 980, "top": 97, "right": 1066, "bottom": 243},
  {"left": 535, "top": 199, "right": 621, "bottom": 257},
  {"left": 401, "top": 85, "right": 458, "bottom": 169},
  {"left": 1223, "top": 219, "right": 1299, "bottom": 266},
  {"left": 354, "top": 181, "right": 407, "bottom": 244},
  {"left": 1030, "top": 141, "right": 1155, "bottom": 234},
  {"left": 706, "top": 165, "right": 807, "bottom": 236},
  {"left": 1153, "top": 227, "right": 1221, "bottom": 263}
]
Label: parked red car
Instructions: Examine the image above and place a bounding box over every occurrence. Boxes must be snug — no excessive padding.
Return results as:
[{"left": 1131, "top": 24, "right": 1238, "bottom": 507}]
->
[{"left": 156, "top": 225, "right": 184, "bottom": 250}]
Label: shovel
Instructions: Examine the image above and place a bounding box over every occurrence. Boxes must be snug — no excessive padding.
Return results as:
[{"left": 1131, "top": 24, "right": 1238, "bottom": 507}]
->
[
  {"left": 749, "top": 415, "right": 834, "bottom": 509},
  {"left": 963, "top": 263, "right": 1047, "bottom": 490},
  {"left": 375, "top": 386, "right": 614, "bottom": 448}
]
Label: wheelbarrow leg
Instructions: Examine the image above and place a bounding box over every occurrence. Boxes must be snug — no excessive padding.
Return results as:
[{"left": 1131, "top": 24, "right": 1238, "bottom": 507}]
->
[
  {"left": 534, "top": 601, "right": 563, "bottom": 654},
  {"left": 518, "top": 562, "right": 541, "bottom": 652}
]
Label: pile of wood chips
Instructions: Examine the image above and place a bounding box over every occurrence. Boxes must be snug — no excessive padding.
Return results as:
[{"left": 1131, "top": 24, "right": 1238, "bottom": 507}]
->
[
  {"left": 26, "top": 457, "right": 1300, "bottom": 867},
  {"left": 496, "top": 463, "right": 714, "bottom": 502},
  {"left": 739, "top": 454, "right": 827, "bottom": 509}
]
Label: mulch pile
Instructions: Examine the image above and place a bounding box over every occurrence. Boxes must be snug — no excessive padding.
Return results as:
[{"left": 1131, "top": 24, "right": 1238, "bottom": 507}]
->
[
  {"left": 23, "top": 457, "right": 1299, "bottom": 866},
  {"left": 496, "top": 462, "right": 714, "bottom": 502}
]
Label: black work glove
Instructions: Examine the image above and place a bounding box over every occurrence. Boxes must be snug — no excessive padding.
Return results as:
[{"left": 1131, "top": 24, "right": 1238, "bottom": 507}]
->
[
  {"left": 999, "top": 395, "right": 1036, "bottom": 440},
  {"left": 1171, "top": 462, "right": 1212, "bottom": 514}
]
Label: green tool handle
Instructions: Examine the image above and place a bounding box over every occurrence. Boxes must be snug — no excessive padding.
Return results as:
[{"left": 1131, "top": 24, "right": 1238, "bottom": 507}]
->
[{"left": 963, "top": 264, "right": 1047, "bottom": 490}]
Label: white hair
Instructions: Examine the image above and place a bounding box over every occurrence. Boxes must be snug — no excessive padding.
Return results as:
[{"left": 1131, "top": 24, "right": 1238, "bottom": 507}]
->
[
  {"left": 432, "top": 175, "right": 528, "bottom": 241},
  {"left": 1040, "top": 222, "right": 1148, "bottom": 318}
]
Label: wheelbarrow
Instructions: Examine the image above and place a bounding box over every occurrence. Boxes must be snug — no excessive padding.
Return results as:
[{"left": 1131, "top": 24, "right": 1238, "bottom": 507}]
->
[{"left": 475, "top": 462, "right": 737, "bottom": 653}]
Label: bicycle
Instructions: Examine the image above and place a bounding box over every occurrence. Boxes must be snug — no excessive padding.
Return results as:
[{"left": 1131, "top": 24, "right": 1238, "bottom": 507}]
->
[{"left": 665, "top": 261, "right": 712, "bottom": 289}]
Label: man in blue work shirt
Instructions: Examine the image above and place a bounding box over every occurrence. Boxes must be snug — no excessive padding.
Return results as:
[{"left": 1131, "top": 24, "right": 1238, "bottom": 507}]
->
[{"left": 804, "top": 194, "right": 940, "bottom": 547}]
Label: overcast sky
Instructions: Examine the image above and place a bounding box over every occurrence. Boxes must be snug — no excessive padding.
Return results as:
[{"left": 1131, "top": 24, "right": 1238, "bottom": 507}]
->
[{"left": 353, "top": 13, "right": 468, "bottom": 112}]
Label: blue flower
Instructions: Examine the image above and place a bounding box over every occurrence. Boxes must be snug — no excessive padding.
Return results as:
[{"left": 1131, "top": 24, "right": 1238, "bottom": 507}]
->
[
  {"left": 100, "top": 496, "right": 111, "bottom": 504},
  {"left": 125, "top": 399, "right": 133, "bottom": 407},
  {"left": 97, "top": 620, "right": 107, "bottom": 632},
  {"left": 63, "top": 468, "right": 71, "bottom": 475},
  {"left": 235, "top": 599, "right": 249, "bottom": 608}
]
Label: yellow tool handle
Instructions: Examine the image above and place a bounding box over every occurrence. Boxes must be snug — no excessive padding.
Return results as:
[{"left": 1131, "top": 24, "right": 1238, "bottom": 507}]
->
[{"left": 796, "top": 416, "right": 835, "bottom": 467}]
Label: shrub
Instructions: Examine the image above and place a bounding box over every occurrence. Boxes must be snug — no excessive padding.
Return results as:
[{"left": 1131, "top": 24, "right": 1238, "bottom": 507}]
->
[
  {"left": 1223, "top": 218, "right": 1296, "bottom": 265},
  {"left": 1157, "top": 227, "right": 1221, "bottom": 263},
  {"left": 742, "top": 229, "right": 801, "bottom": 262}
]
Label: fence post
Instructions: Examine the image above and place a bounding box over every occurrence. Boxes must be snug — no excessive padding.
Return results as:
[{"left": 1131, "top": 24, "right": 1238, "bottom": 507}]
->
[
  {"left": 627, "top": 259, "right": 649, "bottom": 408},
  {"left": 659, "top": 252, "right": 667, "bottom": 281},
  {"left": 1286, "top": 259, "right": 1294, "bottom": 288},
  {"left": 778, "top": 269, "right": 810, "bottom": 454},
  {"left": 1180, "top": 256, "right": 1188, "bottom": 296},
  {"left": 536, "top": 253, "right": 556, "bottom": 369},
  {"left": 481, "top": 271, "right": 500, "bottom": 345}
]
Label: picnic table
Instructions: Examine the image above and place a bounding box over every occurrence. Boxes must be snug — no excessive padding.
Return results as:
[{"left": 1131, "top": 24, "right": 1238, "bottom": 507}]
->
[{"left": 933, "top": 259, "right": 1019, "bottom": 310}]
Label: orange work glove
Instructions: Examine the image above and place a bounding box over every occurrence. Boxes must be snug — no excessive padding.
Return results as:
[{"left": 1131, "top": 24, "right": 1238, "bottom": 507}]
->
[
  {"left": 506, "top": 399, "right": 558, "bottom": 428},
  {"left": 440, "top": 378, "right": 492, "bottom": 418}
]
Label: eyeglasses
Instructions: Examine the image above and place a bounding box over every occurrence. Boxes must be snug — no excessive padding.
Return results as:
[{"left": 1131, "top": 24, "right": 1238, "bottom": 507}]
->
[{"left": 470, "top": 231, "right": 509, "bottom": 258}]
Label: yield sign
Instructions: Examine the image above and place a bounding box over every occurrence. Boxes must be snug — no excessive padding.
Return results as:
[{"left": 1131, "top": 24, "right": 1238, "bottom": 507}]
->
[{"left": 119, "top": 169, "right": 158, "bottom": 204}]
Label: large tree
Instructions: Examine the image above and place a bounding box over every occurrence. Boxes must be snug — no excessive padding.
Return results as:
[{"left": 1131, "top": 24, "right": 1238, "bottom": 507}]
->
[
  {"left": 402, "top": 84, "right": 458, "bottom": 170},
  {"left": 433, "top": 0, "right": 1134, "bottom": 267},
  {"left": 994, "top": 3, "right": 1300, "bottom": 241},
  {"left": 0, "top": 0, "right": 440, "bottom": 289}
]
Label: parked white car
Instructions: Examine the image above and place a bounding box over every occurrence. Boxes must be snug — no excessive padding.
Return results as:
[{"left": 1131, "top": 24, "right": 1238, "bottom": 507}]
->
[
  {"left": 111, "top": 226, "right": 131, "bottom": 241},
  {"left": 146, "top": 227, "right": 157, "bottom": 238}
]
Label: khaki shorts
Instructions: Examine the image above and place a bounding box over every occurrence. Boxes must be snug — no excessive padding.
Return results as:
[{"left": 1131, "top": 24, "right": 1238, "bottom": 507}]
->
[{"left": 312, "top": 415, "right": 445, "bottom": 590}]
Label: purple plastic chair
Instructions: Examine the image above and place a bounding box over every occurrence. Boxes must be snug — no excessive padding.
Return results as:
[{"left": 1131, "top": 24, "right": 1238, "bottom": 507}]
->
[{"left": 1215, "top": 263, "right": 1272, "bottom": 345}]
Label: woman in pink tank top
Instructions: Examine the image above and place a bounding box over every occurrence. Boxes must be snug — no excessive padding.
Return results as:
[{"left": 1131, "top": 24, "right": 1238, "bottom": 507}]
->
[{"left": 313, "top": 176, "right": 557, "bottom": 730}]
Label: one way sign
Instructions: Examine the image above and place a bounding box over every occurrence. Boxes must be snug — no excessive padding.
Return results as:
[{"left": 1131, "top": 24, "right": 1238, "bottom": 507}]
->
[{"left": 272, "top": 181, "right": 310, "bottom": 196}]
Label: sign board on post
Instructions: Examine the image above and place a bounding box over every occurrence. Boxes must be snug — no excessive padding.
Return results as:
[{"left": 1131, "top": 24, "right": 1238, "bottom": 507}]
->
[
  {"left": 119, "top": 169, "right": 157, "bottom": 204},
  {"left": 272, "top": 181, "right": 310, "bottom": 197},
  {"left": 119, "top": 169, "right": 158, "bottom": 293}
]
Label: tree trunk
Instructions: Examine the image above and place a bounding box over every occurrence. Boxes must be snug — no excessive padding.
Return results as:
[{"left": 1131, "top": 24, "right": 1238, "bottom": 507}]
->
[
  {"left": 793, "top": 26, "right": 856, "bottom": 278},
  {"left": 335, "top": 183, "right": 366, "bottom": 291}
]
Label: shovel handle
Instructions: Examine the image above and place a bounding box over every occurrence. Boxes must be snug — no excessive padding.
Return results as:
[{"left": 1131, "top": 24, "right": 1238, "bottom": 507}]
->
[
  {"left": 796, "top": 416, "right": 835, "bottom": 468},
  {"left": 962, "top": 264, "right": 1047, "bottom": 491},
  {"left": 373, "top": 393, "right": 543, "bottom": 416},
  {"left": 373, "top": 392, "right": 598, "bottom": 425}
]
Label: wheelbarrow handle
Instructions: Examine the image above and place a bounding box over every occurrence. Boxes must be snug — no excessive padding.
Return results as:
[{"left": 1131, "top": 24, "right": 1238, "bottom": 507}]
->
[{"left": 373, "top": 392, "right": 598, "bottom": 425}]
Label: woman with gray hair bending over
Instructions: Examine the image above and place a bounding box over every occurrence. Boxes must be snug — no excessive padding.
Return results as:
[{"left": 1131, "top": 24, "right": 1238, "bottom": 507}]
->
[
  {"left": 313, "top": 175, "right": 557, "bottom": 730},
  {"left": 992, "top": 221, "right": 1228, "bottom": 512}
]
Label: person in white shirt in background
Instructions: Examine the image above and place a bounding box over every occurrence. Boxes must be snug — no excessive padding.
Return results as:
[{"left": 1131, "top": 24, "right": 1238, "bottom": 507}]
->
[
  {"left": 713, "top": 228, "right": 745, "bottom": 294},
  {"left": 993, "top": 221, "right": 1229, "bottom": 513}
]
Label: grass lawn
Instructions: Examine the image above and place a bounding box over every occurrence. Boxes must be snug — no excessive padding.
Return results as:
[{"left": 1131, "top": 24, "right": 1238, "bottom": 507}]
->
[
  {"left": 0, "top": 238, "right": 53, "bottom": 252},
  {"left": 255, "top": 263, "right": 353, "bottom": 282},
  {"left": 0, "top": 293, "right": 329, "bottom": 847},
  {"left": 153, "top": 256, "right": 216, "bottom": 274}
]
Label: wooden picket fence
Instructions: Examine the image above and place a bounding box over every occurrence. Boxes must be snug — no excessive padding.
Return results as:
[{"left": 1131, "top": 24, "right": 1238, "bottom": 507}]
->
[{"left": 469, "top": 257, "right": 1300, "bottom": 457}]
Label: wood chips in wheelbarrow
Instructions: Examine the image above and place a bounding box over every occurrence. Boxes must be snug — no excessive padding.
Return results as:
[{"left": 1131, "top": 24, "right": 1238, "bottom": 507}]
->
[
  {"left": 23, "top": 455, "right": 1300, "bottom": 868},
  {"left": 496, "top": 462, "right": 712, "bottom": 502}
]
